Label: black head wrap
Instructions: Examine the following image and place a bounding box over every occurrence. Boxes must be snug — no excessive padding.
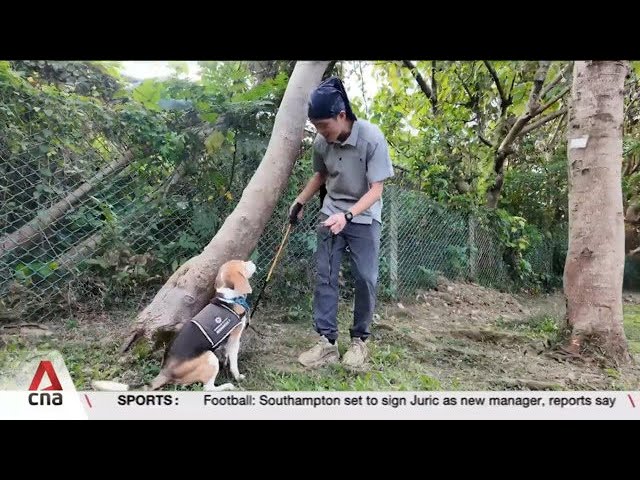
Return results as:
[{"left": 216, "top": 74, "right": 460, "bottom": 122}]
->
[{"left": 308, "top": 77, "right": 357, "bottom": 121}]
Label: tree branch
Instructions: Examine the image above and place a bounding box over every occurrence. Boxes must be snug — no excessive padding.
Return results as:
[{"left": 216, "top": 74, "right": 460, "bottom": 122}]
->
[
  {"left": 322, "top": 61, "right": 339, "bottom": 80},
  {"left": 538, "top": 85, "right": 571, "bottom": 115},
  {"left": 518, "top": 108, "right": 568, "bottom": 137},
  {"left": 497, "top": 62, "right": 552, "bottom": 154},
  {"left": 402, "top": 60, "right": 437, "bottom": 112},
  {"left": 478, "top": 134, "right": 494, "bottom": 147},
  {"left": 0, "top": 150, "right": 134, "bottom": 258},
  {"left": 540, "top": 62, "right": 572, "bottom": 99},
  {"left": 454, "top": 67, "right": 492, "bottom": 147},
  {"left": 387, "top": 138, "right": 414, "bottom": 161},
  {"left": 391, "top": 162, "right": 412, "bottom": 174},
  {"left": 527, "top": 61, "right": 551, "bottom": 113},
  {"left": 455, "top": 67, "right": 474, "bottom": 99},
  {"left": 547, "top": 110, "right": 568, "bottom": 150},
  {"left": 507, "top": 74, "right": 516, "bottom": 99},
  {"left": 483, "top": 60, "right": 508, "bottom": 114},
  {"left": 431, "top": 60, "right": 438, "bottom": 108}
]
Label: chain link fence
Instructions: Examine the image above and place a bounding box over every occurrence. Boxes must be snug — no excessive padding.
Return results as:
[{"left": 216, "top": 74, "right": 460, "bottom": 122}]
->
[
  {"left": 0, "top": 88, "right": 564, "bottom": 325},
  {"left": 250, "top": 181, "right": 565, "bottom": 317}
]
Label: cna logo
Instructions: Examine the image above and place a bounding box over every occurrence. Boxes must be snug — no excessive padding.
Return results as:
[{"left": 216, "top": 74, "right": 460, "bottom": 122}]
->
[
  {"left": 0, "top": 349, "right": 88, "bottom": 419},
  {"left": 29, "top": 360, "right": 63, "bottom": 391},
  {"left": 0, "top": 349, "right": 76, "bottom": 392}
]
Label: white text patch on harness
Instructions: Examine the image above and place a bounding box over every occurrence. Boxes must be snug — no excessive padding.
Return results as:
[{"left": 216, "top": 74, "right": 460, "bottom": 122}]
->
[{"left": 190, "top": 303, "right": 244, "bottom": 351}]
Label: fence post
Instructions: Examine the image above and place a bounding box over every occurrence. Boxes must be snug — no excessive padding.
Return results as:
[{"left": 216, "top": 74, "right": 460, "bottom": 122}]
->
[
  {"left": 389, "top": 185, "right": 399, "bottom": 298},
  {"left": 468, "top": 213, "right": 478, "bottom": 282}
]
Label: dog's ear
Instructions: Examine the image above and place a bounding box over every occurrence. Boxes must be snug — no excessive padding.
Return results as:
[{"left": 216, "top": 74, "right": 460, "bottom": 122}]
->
[{"left": 227, "top": 268, "right": 252, "bottom": 295}]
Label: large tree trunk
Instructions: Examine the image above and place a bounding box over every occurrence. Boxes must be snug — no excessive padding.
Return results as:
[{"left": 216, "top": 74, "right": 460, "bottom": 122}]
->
[
  {"left": 563, "top": 60, "right": 631, "bottom": 366},
  {"left": 121, "top": 61, "right": 331, "bottom": 353}
]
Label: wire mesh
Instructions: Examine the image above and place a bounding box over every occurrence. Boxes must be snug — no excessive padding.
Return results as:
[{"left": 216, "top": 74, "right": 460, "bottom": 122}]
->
[{"left": 0, "top": 84, "right": 563, "bottom": 324}]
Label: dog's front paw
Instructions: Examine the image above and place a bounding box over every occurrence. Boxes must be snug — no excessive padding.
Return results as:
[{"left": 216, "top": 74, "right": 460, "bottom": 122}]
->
[
  {"left": 206, "top": 382, "right": 236, "bottom": 391},
  {"left": 234, "top": 373, "right": 245, "bottom": 381}
]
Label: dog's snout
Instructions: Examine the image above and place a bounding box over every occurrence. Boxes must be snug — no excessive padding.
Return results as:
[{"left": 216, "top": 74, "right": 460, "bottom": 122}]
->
[{"left": 245, "top": 260, "right": 257, "bottom": 277}]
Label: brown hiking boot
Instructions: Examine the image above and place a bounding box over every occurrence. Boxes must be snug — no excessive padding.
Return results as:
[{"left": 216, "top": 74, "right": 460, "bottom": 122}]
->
[
  {"left": 342, "top": 338, "right": 369, "bottom": 369},
  {"left": 298, "top": 336, "right": 340, "bottom": 368}
]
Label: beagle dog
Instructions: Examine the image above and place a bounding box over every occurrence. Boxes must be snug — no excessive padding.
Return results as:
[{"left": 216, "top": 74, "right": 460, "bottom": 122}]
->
[{"left": 92, "top": 259, "right": 256, "bottom": 392}]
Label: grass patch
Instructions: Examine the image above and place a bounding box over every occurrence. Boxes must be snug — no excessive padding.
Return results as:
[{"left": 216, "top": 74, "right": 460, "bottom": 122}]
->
[
  {"left": 500, "top": 306, "right": 640, "bottom": 357},
  {"left": 623, "top": 305, "right": 640, "bottom": 355},
  {"left": 241, "top": 365, "right": 441, "bottom": 392},
  {"left": 5, "top": 294, "right": 637, "bottom": 393},
  {"left": 494, "top": 314, "right": 562, "bottom": 343},
  {"left": 0, "top": 302, "right": 446, "bottom": 392}
]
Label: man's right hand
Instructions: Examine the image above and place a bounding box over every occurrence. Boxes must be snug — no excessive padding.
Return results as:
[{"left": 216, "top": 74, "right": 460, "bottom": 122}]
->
[{"left": 289, "top": 201, "right": 304, "bottom": 225}]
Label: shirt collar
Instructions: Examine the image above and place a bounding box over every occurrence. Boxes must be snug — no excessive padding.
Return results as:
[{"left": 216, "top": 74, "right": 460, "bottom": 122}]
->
[{"left": 337, "top": 120, "right": 359, "bottom": 147}]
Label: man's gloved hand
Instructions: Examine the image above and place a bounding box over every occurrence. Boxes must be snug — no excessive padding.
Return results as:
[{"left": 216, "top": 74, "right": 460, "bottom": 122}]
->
[{"left": 289, "top": 201, "right": 304, "bottom": 225}]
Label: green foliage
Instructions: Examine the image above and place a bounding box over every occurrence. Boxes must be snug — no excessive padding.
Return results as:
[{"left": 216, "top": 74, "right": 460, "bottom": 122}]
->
[
  {"left": 473, "top": 207, "right": 563, "bottom": 292},
  {"left": 416, "top": 266, "right": 439, "bottom": 290},
  {"left": 14, "top": 261, "right": 59, "bottom": 284},
  {"left": 10, "top": 61, "right": 122, "bottom": 100},
  {"left": 363, "top": 60, "right": 571, "bottom": 222},
  {"left": 501, "top": 147, "right": 568, "bottom": 232},
  {"left": 132, "top": 80, "right": 165, "bottom": 111},
  {"left": 0, "top": 59, "right": 572, "bottom": 321},
  {"left": 0, "top": 60, "right": 295, "bottom": 315},
  {"left": 444, "top": 245, "right": 469, "bottom": 279}
]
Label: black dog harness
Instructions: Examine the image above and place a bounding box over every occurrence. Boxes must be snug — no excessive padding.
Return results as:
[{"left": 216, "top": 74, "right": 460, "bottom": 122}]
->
[{"left": 190, "top": 298, "right": 248, "bottom": 351}]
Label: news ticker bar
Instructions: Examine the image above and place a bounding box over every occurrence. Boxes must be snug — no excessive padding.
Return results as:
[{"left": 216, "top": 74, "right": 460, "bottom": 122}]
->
[{"left": 2, "top": 391, "right": 640, "bottom": 419}]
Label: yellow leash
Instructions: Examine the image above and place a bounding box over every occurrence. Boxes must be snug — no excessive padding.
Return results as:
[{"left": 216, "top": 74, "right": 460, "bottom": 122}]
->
[
  {"left": 265, "top": 223, "right": 291, "bottom": 284},
  {"left": 250, "top": 222, "right": 293, "bottom": 320}
]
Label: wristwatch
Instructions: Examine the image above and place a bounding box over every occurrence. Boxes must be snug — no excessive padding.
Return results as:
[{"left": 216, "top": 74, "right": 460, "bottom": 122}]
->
[{"left": 344, "top": 211, "right": 354, "bottom": 222}]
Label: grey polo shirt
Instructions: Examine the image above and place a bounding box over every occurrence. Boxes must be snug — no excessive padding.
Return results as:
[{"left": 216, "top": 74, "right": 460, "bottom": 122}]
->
[{"left": 312, "top": 119, "right": 394, "bottom": 224}]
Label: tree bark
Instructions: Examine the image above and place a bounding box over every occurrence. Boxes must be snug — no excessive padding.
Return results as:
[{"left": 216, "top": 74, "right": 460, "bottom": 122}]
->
[
  {"left": 121, "top": 61, "right": 331, "bottom": 352},
  {"left": 563, "top": 60, "right": 631, "bottom": 366}
]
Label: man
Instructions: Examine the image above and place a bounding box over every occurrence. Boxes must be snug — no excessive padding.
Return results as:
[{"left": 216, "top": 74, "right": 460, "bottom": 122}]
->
[{"left": 290, "top": 76, "right": 394, "bottom": 369}]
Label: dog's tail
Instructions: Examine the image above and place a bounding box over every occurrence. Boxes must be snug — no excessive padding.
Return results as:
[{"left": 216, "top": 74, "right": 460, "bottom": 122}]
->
[{"left": 91, "top": 371, "right": 169, "bottom": 391}]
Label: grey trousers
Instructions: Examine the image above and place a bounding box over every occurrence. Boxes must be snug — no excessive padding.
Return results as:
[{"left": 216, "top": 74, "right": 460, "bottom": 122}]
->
[{"left": 313, "top": 214, "right": 382, "bottom": 341}]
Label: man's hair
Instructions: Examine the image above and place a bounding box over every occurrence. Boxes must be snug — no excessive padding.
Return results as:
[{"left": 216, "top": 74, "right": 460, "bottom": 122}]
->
[{"left": 308, "top": 76, "right": 357, "bottom": 121}]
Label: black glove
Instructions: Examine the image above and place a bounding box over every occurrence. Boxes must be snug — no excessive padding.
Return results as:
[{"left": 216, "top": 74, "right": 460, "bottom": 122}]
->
[{"left": 289, "top": 202, "right": 303, "bottom": 225}]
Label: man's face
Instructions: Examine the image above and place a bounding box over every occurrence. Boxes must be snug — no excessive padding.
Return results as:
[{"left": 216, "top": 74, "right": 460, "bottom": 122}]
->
[{"left": 311, "top": 111, "right": 349, "bottom": 143}]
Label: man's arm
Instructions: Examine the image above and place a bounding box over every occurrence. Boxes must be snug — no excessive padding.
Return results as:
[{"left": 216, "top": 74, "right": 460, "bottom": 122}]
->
[
  {"left": 297, "top": 134, "right": 328, "bottom": 205},
  {"left": 323, "top": 181, "right": 384, "bottom": 233},
  {"left": 348, "top": 127, "right": 393, "bottom": 216},
  {"left": 295, "top": 172, "right": 327, "bottom": 205},
  {"left": 290, "top": 135, "right": 328, "bottom": 222},
  {"left": 347, "top": 182, "right": 384, "bottom": 216}
]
